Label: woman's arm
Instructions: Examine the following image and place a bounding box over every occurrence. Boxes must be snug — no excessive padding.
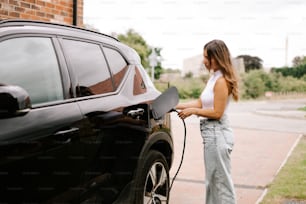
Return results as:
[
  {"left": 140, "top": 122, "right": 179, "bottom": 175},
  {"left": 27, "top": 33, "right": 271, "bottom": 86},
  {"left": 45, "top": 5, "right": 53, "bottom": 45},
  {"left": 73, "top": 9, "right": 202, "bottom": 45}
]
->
[
  {"left": 176, "top": 98, "right": 202, "bottom": 110},
  {"left": 178, "top": 78, "right": 229, "bottom": 120}
]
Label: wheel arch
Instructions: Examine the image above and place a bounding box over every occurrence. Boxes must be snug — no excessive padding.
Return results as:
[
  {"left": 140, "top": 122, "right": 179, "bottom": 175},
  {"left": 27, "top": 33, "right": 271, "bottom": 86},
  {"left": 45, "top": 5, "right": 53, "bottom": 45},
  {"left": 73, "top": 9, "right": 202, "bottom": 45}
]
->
[
  {"left": 113, "top": 130, "right": 173, "bottom": 204},
  {"left": 139, "top": 130, "right": 174, "bottom": 169}
]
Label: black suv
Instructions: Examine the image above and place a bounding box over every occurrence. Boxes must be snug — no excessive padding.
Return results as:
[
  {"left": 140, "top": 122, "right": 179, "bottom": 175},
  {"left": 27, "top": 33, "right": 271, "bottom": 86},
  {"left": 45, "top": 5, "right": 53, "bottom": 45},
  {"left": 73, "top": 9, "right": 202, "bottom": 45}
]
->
[{"left": 0, "top": 19, "right": 178, "bottom": 204}]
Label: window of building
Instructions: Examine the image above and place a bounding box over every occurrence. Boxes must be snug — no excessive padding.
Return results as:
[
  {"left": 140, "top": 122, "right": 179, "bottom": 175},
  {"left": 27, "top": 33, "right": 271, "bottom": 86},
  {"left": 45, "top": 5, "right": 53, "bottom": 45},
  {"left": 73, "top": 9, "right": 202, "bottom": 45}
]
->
[{"left": 0, "top": 37, "right": 63, "bottom": 105}]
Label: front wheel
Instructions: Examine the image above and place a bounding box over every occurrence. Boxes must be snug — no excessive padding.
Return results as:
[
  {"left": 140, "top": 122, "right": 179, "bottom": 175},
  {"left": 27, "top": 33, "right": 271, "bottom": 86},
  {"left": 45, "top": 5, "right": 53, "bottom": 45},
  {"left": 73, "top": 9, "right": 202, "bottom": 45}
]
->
[{"left": 134, "top": 150, "right": 170, "bottom": 204}]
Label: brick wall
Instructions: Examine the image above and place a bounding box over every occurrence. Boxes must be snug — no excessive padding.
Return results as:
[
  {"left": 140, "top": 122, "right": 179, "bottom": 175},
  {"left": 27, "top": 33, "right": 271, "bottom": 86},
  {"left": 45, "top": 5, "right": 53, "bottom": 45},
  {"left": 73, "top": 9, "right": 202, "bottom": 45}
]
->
[{"left": 0, "top": 0, "right": 83, "bottom": 27}]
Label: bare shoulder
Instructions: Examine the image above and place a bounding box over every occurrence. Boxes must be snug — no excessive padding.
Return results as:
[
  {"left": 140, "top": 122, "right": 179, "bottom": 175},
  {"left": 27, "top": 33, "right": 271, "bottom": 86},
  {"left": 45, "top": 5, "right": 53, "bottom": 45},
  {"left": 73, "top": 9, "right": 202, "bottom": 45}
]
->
[
  {"left": 214, "top": 77, "right": 229, "bottom": 94},
  {"left": 215, "top": 76, "right": 227, "bottom": 87}
]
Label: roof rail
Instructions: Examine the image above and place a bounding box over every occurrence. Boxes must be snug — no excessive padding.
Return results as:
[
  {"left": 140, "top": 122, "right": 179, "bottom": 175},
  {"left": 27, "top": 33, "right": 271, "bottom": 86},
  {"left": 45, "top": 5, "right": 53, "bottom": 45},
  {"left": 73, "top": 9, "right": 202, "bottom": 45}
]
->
[{"left": 0, "top": 19, "right": 119, "bottom": 41}]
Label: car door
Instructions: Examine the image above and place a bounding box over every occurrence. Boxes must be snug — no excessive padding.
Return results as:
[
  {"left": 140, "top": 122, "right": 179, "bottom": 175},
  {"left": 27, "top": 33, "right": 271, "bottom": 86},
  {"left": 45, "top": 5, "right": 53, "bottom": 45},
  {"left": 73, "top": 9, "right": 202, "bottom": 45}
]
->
[
  {"left": 59, "top": 38, "right": 116, "bottom": 176},
  {"left": 59, "top": 38, "right": 143, "bottom": 202},
  {"left": 0, "top": 36, "right": 84, "bottom": 203}
]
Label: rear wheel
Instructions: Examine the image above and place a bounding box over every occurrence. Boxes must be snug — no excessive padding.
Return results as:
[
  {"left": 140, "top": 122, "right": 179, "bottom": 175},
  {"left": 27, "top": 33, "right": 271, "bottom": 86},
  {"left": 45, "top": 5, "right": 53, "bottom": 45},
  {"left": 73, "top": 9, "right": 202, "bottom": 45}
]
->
[{"left": 134, "top": 150, "right": 170, "bottom": 204}]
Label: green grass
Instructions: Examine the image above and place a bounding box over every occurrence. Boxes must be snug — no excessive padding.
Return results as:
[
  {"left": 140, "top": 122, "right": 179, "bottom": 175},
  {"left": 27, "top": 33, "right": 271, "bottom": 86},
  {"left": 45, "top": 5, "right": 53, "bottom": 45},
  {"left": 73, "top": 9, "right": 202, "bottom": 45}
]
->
[
  {"left": 260, "top": 135, "right": 306, "bottom": 204},
  {"left": 155, "top": 77, "right": 206, "bottom": 99},
  {"left": 298, "top": 106, "right": 306, "bottom": 111}
]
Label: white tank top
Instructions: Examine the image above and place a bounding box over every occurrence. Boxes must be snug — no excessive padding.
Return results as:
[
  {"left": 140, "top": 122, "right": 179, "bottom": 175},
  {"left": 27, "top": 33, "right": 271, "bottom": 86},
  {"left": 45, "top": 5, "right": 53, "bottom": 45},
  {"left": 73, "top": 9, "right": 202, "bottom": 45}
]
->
[{"left": 200, "top": 70, "right": 229, "bottom": 114}]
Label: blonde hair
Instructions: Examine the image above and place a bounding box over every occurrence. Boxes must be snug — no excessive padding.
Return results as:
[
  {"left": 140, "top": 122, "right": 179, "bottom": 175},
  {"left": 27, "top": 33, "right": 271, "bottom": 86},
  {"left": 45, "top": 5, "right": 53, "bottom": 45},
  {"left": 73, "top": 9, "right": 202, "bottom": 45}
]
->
[{"left": 204, "top": 39, "right": 239, "bottom": 101}]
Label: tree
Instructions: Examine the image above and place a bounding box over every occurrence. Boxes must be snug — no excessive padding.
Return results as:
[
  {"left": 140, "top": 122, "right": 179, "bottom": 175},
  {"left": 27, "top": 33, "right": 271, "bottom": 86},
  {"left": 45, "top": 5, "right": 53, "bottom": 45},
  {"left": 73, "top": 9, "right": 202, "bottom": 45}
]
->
[
  {"left": 117, "top": 29, "right": 151, "bottom": 68},
  {"left": 149, "top": 47, "right": 163, "bottom": 80},
  {"left": 272, "top": 64, "right": 306, "bottom": 79},
  {"left": 242, "top": 70, "right": 265, "bottom": 98},
  {"left": 292, "top": 55, "right": 306, "bottom": 67},
  {"left": 236, "top": 55, "right": 263, "bottom": 72},
  {"left": 118, "top": 29, "right": 164, "bottom": 80}
]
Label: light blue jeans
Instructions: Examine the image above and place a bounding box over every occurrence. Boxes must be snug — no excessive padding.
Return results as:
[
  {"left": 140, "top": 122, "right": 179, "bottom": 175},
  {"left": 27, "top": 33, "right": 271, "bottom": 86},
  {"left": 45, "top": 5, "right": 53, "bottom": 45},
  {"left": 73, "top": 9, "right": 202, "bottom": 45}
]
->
[{"left": 200, "top": 115, "right": 236, "bottom": 204}]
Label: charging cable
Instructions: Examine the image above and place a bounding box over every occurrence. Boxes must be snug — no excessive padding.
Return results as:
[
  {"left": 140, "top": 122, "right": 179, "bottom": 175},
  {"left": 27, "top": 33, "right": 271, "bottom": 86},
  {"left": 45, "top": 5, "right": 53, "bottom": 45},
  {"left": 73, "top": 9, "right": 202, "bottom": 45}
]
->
[{"left": 169, "top": 109, "right": 187, "bottom": 192}]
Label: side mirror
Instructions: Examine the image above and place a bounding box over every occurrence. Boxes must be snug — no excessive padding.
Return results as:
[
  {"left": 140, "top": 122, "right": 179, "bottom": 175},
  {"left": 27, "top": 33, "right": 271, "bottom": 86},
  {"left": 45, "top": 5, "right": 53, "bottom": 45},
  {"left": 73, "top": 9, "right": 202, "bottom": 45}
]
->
[
  {"left": 0, "top": 85, "right": 31, "bottom": 118},
  {"left": 151, "top": 86, "right": 179, "bottom": 120}
]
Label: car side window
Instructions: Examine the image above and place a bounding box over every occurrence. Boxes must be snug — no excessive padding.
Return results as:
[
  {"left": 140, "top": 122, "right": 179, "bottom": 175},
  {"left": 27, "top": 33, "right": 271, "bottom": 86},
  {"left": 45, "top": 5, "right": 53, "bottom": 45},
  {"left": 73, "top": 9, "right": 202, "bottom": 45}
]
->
[
  {"left": 103, "top": 47, "right": 128, "bottom": 89},
  {"left": 0, "top": 37, "right": 64, "bottom": 105},
  {"left": 62, "top": 39, "right": 113, "bottom": 96}
]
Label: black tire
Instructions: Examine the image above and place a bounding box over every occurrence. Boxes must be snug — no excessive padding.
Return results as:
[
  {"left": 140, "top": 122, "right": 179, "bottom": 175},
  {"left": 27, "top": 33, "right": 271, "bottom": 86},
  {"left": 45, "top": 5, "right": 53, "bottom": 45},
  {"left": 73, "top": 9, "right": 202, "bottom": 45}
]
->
[{"left": 134, "top": 150, "right": 170, "bottom": 204}]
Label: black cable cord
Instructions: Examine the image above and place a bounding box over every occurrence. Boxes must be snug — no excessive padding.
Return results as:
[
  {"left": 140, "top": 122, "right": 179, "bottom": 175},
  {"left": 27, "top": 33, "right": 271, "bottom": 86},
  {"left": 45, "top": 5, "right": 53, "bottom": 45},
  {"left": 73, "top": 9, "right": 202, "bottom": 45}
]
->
[{"left": 169, "top": 109, "right": 187, "bottom": 192}]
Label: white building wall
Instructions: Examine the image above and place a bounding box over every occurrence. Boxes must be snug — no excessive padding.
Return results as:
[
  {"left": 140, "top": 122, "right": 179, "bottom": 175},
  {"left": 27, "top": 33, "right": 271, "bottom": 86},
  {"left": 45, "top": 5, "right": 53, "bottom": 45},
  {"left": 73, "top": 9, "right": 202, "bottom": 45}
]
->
[
  {"left": 182, "top": 54, "right": 205, "bottom": 77},
  {"left": 182, "top": 54, "right": 245, "bottom": 77}
]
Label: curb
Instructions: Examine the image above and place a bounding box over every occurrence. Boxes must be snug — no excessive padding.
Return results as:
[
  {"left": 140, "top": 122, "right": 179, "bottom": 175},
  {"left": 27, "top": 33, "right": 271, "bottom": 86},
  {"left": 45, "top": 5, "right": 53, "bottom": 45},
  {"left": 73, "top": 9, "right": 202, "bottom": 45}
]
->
[{"left": 255, "top": 134, "right": 304, "bottom": 204}]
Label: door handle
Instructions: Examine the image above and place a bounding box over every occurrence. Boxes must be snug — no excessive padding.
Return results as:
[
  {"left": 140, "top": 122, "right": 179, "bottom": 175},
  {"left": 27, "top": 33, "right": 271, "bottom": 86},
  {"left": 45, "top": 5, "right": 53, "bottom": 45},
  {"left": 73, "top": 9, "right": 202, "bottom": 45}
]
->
[
  {"left": 54, "top": 127, "right": 79, "bottom": 144},
  {"left": 127, "top": 108, "right": 144, "bottom": 119},
  {"left": 54, "top": 127, "right": 79, "bottom": 136}
]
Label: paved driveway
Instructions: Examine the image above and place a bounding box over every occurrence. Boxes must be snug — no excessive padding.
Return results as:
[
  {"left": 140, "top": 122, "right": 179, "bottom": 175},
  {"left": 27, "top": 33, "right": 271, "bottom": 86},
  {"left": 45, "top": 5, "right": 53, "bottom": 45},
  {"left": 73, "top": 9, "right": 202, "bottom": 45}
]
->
[{"left": 169, "top": 98, "right": 306, "bottom": 204}]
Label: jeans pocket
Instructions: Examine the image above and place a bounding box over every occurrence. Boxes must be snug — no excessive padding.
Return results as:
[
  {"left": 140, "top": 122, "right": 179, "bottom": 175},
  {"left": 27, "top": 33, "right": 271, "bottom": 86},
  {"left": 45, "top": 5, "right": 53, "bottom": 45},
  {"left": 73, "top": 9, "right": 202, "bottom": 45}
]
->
[{"left": 222, "top": 128, "right": 234, "bottom": 147}]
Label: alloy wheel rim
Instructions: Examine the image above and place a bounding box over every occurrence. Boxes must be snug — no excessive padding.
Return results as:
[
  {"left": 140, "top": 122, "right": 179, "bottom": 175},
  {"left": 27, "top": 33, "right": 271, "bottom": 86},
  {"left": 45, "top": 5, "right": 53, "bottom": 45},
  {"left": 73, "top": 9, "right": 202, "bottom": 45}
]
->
[{"left": 143, "top": 162, "right": 169, "bottom": 204}]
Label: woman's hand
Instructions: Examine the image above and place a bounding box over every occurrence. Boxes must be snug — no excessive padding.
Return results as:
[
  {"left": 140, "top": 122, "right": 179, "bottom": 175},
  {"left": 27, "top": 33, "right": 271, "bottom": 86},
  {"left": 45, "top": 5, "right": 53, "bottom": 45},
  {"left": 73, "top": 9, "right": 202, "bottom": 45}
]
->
[{"left": 178, "top": 108, "right": 198, "bottom": 119}]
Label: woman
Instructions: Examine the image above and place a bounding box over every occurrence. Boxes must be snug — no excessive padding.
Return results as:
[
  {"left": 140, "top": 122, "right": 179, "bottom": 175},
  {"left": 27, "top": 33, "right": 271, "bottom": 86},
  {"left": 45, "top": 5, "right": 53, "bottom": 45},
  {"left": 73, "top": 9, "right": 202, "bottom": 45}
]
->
[{"left": 176, "top": 39, "right": 239, "bottom": 204}]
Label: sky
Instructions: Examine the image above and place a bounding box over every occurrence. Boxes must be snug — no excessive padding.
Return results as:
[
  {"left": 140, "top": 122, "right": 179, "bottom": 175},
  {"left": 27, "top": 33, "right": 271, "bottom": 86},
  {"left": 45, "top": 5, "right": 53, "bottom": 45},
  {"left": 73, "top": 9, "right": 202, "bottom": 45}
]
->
[{"left": 84, "top": 0, "right": 306, "bottom": 69}]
